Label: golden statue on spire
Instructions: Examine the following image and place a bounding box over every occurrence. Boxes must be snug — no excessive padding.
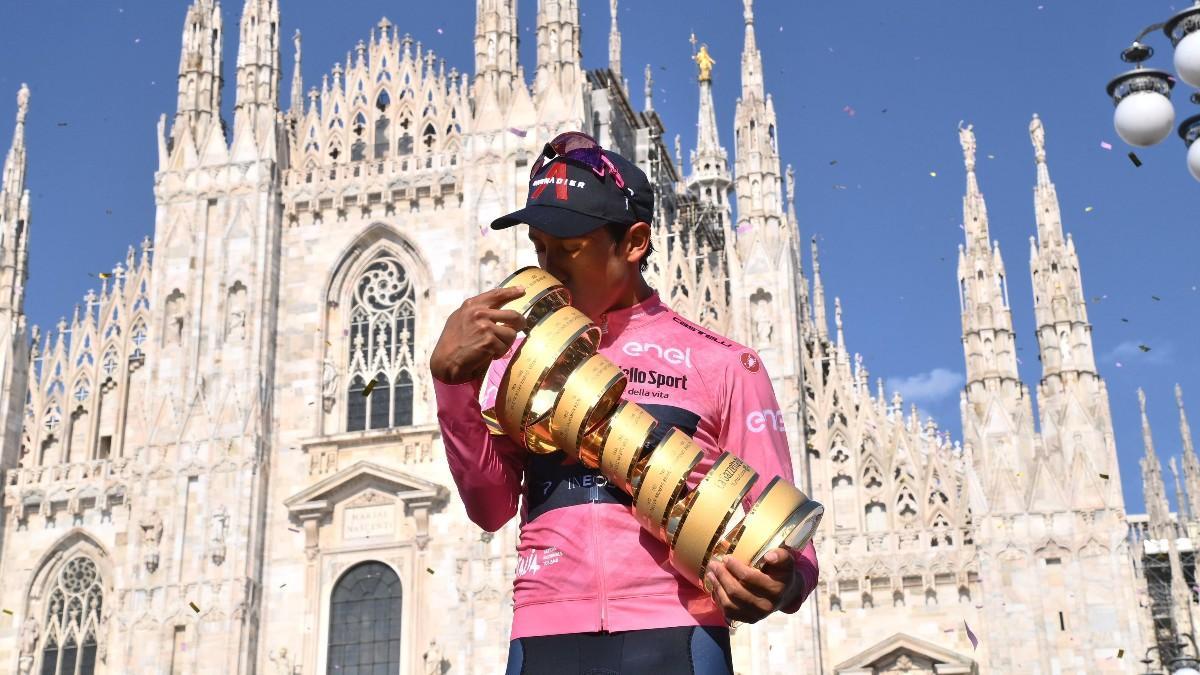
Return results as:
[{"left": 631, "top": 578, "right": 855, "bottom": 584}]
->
[{"left": 694, "top": 43, "right": 716, "bottom": 82}]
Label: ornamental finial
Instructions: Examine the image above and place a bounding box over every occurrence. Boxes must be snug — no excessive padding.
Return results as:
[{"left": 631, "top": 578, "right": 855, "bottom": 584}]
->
[
  {"left": 1030, "top": 113, "right": 1046, "bottom": 163},
  {"left": 958, "top": 120, "right": 976, "bottom": 172}
]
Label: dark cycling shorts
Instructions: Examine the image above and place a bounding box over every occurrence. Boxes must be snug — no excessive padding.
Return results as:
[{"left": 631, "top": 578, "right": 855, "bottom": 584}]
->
[{"left": 504, "top": 625, "right": 733, "bottom": 675}]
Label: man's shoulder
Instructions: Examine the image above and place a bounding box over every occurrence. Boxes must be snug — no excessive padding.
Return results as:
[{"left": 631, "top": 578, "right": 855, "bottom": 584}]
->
[{"left": 659, "top": 308, "right": 762, "bottom": 374}]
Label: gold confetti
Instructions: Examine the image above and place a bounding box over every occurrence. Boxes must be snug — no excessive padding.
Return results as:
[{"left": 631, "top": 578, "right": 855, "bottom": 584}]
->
[
  {"left": 189, "top": 601, "right": 200, "bottom": 613},
  {"left": 426, "top": 567, "right": 435, "bottom": 575},
  {"left": 98, "top": 272, "right": 111, "bottom": 279},
  {"left": 1138, "top": 344, "right": 1152, "bottom": 353},
  {"left": 362, "top": 378, "right": 378, "bottom": 397},
  {"left": 1058, "top": 611, "right": 1065, "bottom": 631},
  {"left": 288, "top": 527, "right": 300, "bottom": 533},
  {"left": 325, "top": 341, "right": 331, "bottom": 347},
  {"left": 1099, "top": 473, "right": 1110, "bottom": 480},
  {"left": 1118, "top": 648, "right": 1124, "bottom": 658},
  {"left": 280, "top": 583, "right": 287, "bottom": 588},
  {"left": 1084, "top": 206, "right": 1094, "bottom": 212},
  {"left": 1, "top": 609, "right": 12, "bottom": 616},
  {"left": 929, "top": 171, "right": 937, "bottom": 177}
]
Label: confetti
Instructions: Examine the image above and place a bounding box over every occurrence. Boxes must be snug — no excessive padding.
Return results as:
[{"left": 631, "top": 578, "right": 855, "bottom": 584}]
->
[
  {"left": 829, "top": 160, "right": 838, "bottom": 166},
  {"left": 1152, "top": 295, "right": 1162, "bottom": 301},
  {"left": 1118, "top": 648, "right": 1124, "bottom": 658},
  {"left": 965, "top": 621, "right": 979, "bottom": 650},
  {"left": 98, "top": 272, "right": 111, "bottom": 279},
  {"left": 134, "top": 37, "right": 141, "bottom": 44},
  {"left": 1, "top": 609, "right": 11, "bottom": 615},
  {"left": 189, "top": 601, "right": 200, "bottom": 613},
  {"left": 1116, "top": 361, "right": 1123, "bottom": 368},
  {"left": 929, "top": 171, "right": 937, "bottom": 177},
  {"left": 362, "top": 378, "right": 378, "bottom": 397},
  {"left": 1058, "top": 611, "right": 1065, "bottom": 631},
  {"left": 507, "top": 127, "right": 527, "bottom": 138},
  {"left": 1084, "top": 206, "right": 1093, "bottom": 212},
  {"left": 426, "top": 567, "right": 435, "bottom": 575},
  {"left": 436, "top": 28, "right": 444, "bottom": 34},
  {"left": 56, "top": 122, "right": 68, "bottom": 127},
  {"left": 280, "top": 583, "right": 287, "bottom": 588},
  {"left": 1128, "top": 151, "right": 1143, "bottom": 167},
  {"left": 1100, "top": 141, "right": 1113, "bottom": 150},
  {"left": 288, "top": 527, "right": 300, "bottom": 533},
  {"left": 325, "top": 340, "right": 331, "bottom": 347},
  {"left": 1138, "top": 344, "right": 1151, "bottom": 353},
  {"left": 833, "top": 184, "right": 848, "bottom": 190},
  {"left": 1121, "top": 318, "right": 1129, "bottom": 323},
  {"left": 1100, "top": 473, "right": 1110, "bottom": 480},
  {"left": 987, "top": 154, "right": 995, "bottom": 160}
]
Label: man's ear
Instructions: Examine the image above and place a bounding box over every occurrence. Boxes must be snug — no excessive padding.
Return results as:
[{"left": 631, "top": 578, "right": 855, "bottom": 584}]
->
[{"left": 623, "top": 222, "right": 652, "bottom": 265}]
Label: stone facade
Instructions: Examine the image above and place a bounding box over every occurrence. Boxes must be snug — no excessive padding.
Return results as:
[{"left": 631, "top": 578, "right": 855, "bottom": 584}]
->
[{"left": 0, "top": 1, "right": 1173, "bottom": 673}]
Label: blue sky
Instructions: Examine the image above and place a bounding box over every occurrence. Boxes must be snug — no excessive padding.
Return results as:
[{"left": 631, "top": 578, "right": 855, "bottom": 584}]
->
[{"left": 0, "top": 1, "right": 1197, "bottom": 514}]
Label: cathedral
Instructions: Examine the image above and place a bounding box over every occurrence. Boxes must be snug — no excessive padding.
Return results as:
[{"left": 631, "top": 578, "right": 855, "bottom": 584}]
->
[{"left": 0, "top": 0, "right": 1193, "bottom": 673}]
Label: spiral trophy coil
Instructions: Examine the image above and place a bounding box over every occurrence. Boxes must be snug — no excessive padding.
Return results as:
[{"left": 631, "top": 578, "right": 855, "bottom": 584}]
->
[{"left": 481, "top": 267, "right": 824, "bottom": 589}]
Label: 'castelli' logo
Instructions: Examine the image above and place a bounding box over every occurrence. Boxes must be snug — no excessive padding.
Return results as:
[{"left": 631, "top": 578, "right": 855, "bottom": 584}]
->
[{"left": 740, "top": 352, "right": 760, "bottom": 373}]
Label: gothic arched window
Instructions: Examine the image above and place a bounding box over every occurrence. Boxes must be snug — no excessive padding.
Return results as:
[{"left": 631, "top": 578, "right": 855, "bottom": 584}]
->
[
  {"left": 327, "top": 562, "right": 402, "bottom": 673},
  {"left": 38, "top": 556, "right": 103, "bottom": 675},
  {"left": 346, "top": 252, "right": 416, "bottom": 432}
]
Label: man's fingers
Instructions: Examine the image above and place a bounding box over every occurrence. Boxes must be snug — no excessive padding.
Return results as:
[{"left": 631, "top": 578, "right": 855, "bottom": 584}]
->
[
  {"left": 475, "top": 308, "right": 527, "bottom": 331},
  {"left": 478, "top": 285, "right": 527, "bottom": 308},
  {"left": 489, "top": 324, "right": 518, "bottom": 350},
  {"left": 717, "top": 559, "right": 777, "bottom": 617}
]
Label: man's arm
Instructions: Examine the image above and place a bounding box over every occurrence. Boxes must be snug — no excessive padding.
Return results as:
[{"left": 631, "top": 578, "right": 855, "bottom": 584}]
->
[
  {"left": 709, "top": 349, "right": 820, "bottom": 619},
  {"left": 433, "top": 366, "right": 526, "bottom": 532},
  {"left": 430, "top": 286, "right": 528, "bottom": 532}
]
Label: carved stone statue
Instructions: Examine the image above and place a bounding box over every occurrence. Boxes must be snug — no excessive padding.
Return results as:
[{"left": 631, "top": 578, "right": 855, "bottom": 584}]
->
[
  {"left": 1030, "top": 113, "right": 1046, "bottom": 162},
  {"left": 210, "top": 506, "right": 229, "bottom": 566},
  {"left": 165, "top": 291, "right": 186, "bottom": 346},
  {"left": 958, "top": 120, "right": 976, "bottom": 172},
  {"left": 752, "top": 296, "right": 773, "bottom": 345},
  {"left": 18, "top": 619, "right": 38, "bottom": 674},
  {"left": 268, "top": 646, "right": 296, "bottom": 675},
  {"left": 320, "top": 357, "right": 339, "bottom": 412},
  {"left": 423, "top": 639, "right": 445, "bottom": 675},
  {"left": 226, "top": 284, "right": 247, "bottom": 341},
  {"left": 140, "top": 512, "right": 164, "bottom": 573}
]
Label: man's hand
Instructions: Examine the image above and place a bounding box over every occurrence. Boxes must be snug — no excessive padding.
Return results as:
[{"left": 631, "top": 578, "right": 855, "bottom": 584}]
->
[
  {"left": 430, "top": 287, "right": 527, "bottom": 385},
  {"left": 705, "top": 547, "right": 802, "bottom": 625}
]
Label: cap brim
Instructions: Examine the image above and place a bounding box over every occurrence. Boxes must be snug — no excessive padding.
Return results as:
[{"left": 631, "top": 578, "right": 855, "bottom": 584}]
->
[{"left": 489, "top": 204, "right": 613, "bottom": 237}]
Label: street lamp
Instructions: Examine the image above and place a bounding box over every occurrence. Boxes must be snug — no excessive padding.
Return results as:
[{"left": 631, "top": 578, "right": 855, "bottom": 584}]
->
[
  {"left": 1169, "top": 634, "right": 1200, "bottom": 675},
  {"left": 1106, "top": 2, "right": 1200, "bottom": 179}
]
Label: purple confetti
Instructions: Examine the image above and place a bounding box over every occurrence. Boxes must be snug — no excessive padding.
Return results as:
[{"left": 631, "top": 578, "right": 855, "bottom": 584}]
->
[
  {"left": 965, "top": 620, "right": 979, "bottom": 650},
  {"left": 508, "top": 127, "right": 527, "bottom": 138},
  {"left": 1100, "top": 141, "right": 1113, "bottom": 150}
]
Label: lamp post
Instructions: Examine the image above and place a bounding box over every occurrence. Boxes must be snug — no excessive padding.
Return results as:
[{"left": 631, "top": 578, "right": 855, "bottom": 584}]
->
[
  {"left": 1168, "top": 634, "right": 1200, "bottom": 675},
  {"left": 1105, "top": 2, "right": 1200, "bottom": 179}
]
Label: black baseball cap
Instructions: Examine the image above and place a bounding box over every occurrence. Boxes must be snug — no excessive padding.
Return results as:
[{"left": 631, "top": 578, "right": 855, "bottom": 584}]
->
[{"left": 490, "top": 132, "right": 655, "bottom": 237}]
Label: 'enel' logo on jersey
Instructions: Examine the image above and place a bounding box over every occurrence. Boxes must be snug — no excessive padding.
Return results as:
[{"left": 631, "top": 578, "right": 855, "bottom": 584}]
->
[
  {"left": 747, "top": 409, "right": 785, "bottom": 433},
  {"left": 622, "top": 341, "right": 693, "bottom": 368}
]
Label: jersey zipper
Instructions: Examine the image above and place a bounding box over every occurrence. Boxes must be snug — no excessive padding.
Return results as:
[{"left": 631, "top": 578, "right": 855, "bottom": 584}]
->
[{"left": 591, "top": 492, "right": 609, "bottom": 631}]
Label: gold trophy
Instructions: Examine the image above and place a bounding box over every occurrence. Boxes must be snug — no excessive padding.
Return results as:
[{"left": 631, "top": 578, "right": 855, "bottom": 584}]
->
[{"left": 482, "top": 267, "right": 823, "bottom": 589}]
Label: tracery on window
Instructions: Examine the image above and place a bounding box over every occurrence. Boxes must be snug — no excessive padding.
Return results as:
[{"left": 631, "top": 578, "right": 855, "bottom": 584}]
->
[
  {"left": 346, "top": 251, "right": 416, "bottom": 432},
  {"left": 36, "top": 556, "right": 103, "bottom": 675}
]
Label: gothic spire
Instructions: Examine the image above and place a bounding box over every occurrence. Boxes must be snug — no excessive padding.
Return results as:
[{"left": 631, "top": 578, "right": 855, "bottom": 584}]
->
[
  {"left": 732, "top": 0, "right": 783, "bottom": 240},
  {"left": 608, "top": 0, "right": 622, "bottom": 79},
  {"left": 534, "top": 0, "right": 581, "bottom": 99},
  {"left": 643, "top": 63, "right": 654, "bottom": 112},
  {"left": 1141, "top": 388, "right": 1173, "bottom": 537},
  {"left": 956, "top": 122, "right": 1020, "bottom": 387},
  {"left": 1178, "top": 384, "right": 1200, "bottom": 520},
  {"left": 289, "top": 29, "right": 303, "bottom": 116},
  {"left": 688, "top": 41, "right": 732, "bottom": 231},
  {"left": 811, "top": 237, "right": 828, "bottom": 339},
  {"left": 1027, "top": 114, "right": 1097, "bottom": 382},
  {"left": 233, "top": 0, "right": 280, "bottom": 140},
  {"left": 474, "top": 0, "right": 519, "bottom": 96},
  {"left": 739, "top": 0, "right": 764, "bottom": 100},
  {"left": 1, "top": 84, "right": 28, "bottom": 208},
  {"left": 0, "top": 84, "right": 31, "bottom": 321},
  {"left": 173, "top": 0, "right": 224, "bottom": 144}
]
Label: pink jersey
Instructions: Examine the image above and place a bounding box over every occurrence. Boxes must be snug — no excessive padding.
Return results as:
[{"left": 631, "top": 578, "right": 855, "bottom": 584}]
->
[{"left": 433, "top": 291, "right": 819, "bottom": 639}]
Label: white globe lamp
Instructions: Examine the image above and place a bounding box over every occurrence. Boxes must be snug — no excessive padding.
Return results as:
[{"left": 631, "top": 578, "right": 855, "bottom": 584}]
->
[
  {"left": 1115, "top": 91, "right": 1177, "bottom": 146},
  {"left": 1165, "top": 5, "right": 1200, "bottom": 87},
  {"left": 1188, "top": 135, "right": 1200, "bottom": 180},
  {"left": 1172, "top": 668, "right": 1200, "bottom": 675},
  {"left": 1107, "top": 65, "right": 1177, "bottom": 147},
  {"left": 1175, "top": 31, "right": 1200, "bottom": 87}
]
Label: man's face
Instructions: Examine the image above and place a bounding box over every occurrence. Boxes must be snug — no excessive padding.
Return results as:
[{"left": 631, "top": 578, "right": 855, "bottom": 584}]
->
[{"left": 527, "top": 226, "right": 632, "bottom": 320}]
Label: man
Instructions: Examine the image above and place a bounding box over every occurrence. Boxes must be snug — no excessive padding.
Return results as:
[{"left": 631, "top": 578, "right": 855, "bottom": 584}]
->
[{"left": 430, "top": 132, "right": 819, "bottom": 674}]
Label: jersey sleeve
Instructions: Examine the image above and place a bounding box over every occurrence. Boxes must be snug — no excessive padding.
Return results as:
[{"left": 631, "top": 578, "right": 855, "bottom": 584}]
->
[
  {"left": 433, "top": 357, "right": 526, "bottom": 532},
  {"left": 714, "top": 350, "right": 819, "bottom": 614}
]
